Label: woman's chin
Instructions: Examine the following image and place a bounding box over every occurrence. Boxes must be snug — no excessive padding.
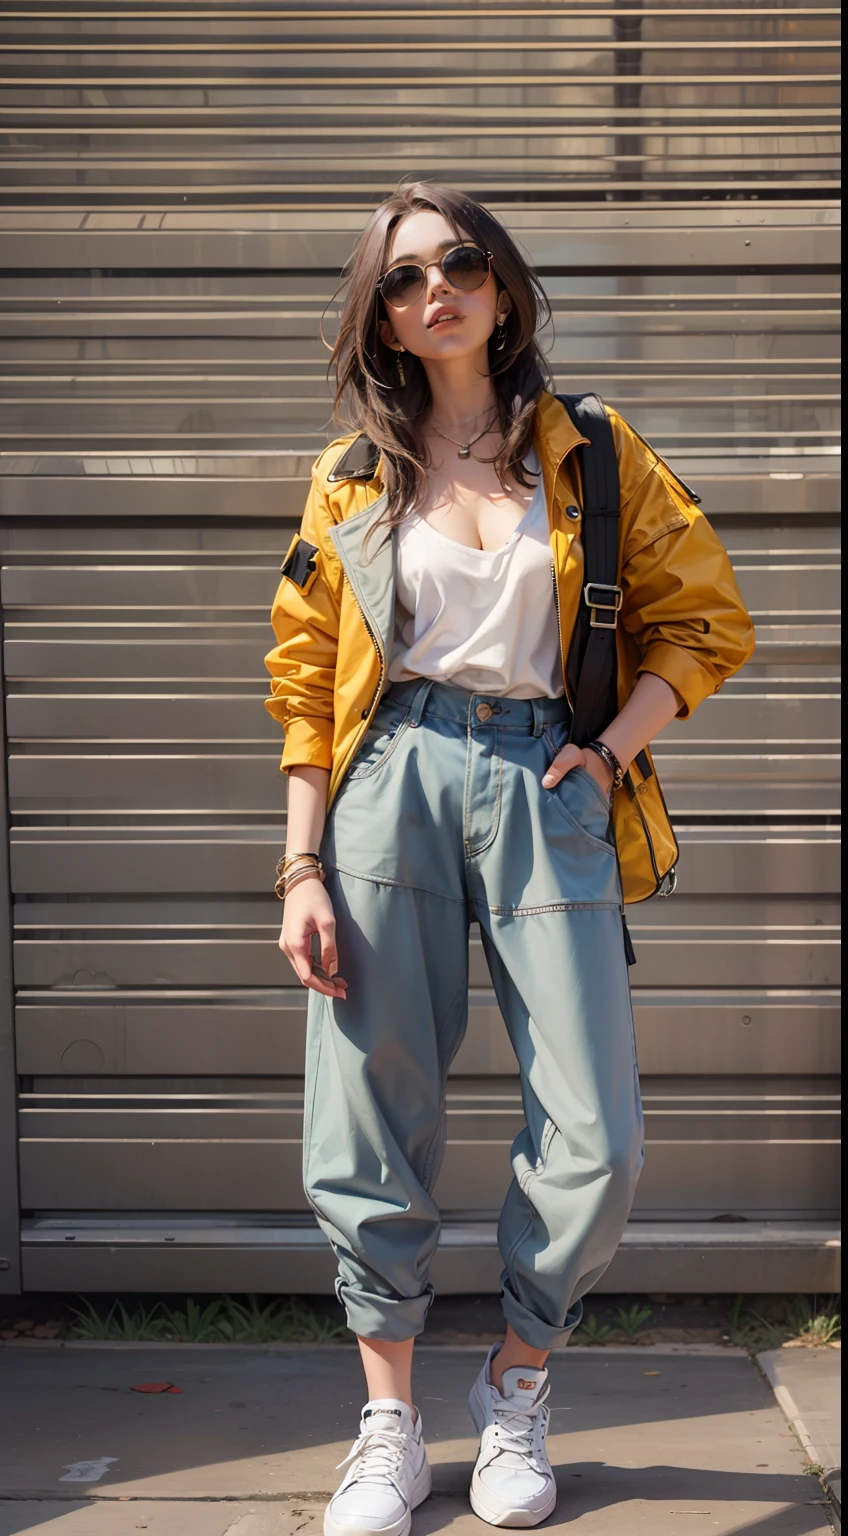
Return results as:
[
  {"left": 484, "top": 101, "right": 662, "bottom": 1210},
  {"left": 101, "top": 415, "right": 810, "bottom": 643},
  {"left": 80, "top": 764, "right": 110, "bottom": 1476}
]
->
[{"left": 417, "top": 333, "right": 490, "bottom": 364}]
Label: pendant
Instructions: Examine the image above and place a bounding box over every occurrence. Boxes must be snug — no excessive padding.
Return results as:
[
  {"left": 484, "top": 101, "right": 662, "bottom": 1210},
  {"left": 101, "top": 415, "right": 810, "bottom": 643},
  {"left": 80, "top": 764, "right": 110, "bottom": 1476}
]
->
[{"left": 458, "top": 445, "right": 471, "bottom": 459}]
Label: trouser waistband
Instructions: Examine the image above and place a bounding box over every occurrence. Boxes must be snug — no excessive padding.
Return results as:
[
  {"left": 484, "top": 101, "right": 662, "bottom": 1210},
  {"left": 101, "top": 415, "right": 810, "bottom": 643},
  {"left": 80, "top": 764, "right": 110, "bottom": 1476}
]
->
[{"left": 382, "top": 676, "right": 573, "bottom": 736}]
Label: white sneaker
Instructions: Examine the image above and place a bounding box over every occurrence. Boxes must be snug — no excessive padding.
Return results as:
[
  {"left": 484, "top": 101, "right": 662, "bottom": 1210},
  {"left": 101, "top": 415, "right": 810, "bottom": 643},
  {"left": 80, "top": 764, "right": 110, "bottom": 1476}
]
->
[
  {"left": 467, "top": 1344, "right": 556, "bottom": 1527},
  {"left": 324, "top": 1397, "right": 431, "bottom": 1536}
]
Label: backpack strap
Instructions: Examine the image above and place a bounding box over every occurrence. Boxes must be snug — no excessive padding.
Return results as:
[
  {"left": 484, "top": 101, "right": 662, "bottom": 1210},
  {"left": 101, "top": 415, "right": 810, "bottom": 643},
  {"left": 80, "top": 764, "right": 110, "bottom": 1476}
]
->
[{"left": 556, "top": 392, "right": 621, "bottom": 747}]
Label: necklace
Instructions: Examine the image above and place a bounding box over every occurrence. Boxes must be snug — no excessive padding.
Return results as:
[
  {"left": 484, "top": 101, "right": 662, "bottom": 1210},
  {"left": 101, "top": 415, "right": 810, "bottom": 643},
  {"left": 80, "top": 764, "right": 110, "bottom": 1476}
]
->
[{"left": 429, "top": 410, "right": 499, "bottom": 460}]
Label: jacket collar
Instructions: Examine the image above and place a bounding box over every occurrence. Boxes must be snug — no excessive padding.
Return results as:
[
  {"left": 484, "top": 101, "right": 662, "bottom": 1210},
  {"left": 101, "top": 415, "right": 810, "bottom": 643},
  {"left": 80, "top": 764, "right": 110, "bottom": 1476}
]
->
[
  {"left": 327, "top": 491, "right": 395, "bottom": 673},
  {"left": 326, "top": 433, "right": 381, "bottom": 484},
  {"left": 532, "top": 390, "right": 591, "bottom": 507}
]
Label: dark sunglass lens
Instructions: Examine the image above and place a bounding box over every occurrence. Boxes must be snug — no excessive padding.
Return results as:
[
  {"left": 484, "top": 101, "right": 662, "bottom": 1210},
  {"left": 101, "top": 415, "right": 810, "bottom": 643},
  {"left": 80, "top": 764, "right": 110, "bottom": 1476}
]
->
[
  {"left": 443, "top": 245, "right": 489, "bottom": 289},
  {"left": 381, "top": 265, "right": 424, "bottom": 307}
]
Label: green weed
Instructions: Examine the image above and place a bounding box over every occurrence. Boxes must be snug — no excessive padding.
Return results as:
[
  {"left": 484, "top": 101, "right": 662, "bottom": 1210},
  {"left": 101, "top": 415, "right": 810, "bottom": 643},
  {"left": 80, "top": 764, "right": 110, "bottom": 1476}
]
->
[
  {"left": 66, "top": 1293, "right": 345, "bottom": 1344},
  {"left": 216, "top": 1295, "right": 346, "bottom": 1344},
  {"left": 726, "top": 1294, "right": 841, "bottom": 1353},
  {"left": 577, "top": 1313, "right": 615, "bottom": 1345},
  {"left": 785, "top": 1297, "right": 841, "bottom": 1347},
  {"left": 67, "top": 1296, "right": 171, "bottom": 1341},
  {"left": 155, "top": 1298, "right": 229, "bottom": 1343},
  {"left": 613, "top": 1303, "right": 654, "bottom": 1339}
]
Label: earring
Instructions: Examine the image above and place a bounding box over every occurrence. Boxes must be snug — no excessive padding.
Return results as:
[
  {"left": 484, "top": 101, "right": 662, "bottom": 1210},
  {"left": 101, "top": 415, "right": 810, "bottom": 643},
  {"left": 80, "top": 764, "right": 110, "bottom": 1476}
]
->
[
  {"left": 396, "top": 346, "right": 407, "bottom": 387},
  {"left": 495, "top": 318, "right": 508, "bottom": 352}
]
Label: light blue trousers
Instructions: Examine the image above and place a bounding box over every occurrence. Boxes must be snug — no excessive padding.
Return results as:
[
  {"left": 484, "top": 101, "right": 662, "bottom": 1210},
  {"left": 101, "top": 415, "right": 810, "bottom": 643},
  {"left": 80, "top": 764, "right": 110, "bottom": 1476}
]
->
[{"left": 303, "top": 676, "right": 645, "bottom": 1349}]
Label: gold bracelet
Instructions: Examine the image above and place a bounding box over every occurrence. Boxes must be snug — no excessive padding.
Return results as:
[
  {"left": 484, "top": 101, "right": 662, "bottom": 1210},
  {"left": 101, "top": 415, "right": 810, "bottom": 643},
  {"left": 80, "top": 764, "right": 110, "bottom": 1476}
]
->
[
  {"left": 281, "top": 856, "right": 323, "bottom": 877},
  {"left": 275, "top": 853, "right": 324, "bottom": 899},
  {"left": 281, "top": 866, "right": 324, "bottom": 899},
  {"left": 279, "top": 851, "right": 323, "bottom": 873}
]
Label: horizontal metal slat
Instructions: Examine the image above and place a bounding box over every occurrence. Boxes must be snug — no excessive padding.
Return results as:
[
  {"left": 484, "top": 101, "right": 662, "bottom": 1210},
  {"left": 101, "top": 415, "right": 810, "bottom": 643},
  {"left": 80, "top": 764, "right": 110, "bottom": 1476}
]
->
[
  {"left": 0, "top": 219, "right": 841, "bottom": 272},
  {"left": 14, "top": 987, "right": 842, "bottom": 1078},
  {"left": 17, "top": 1122, "right": 840, "bottom": 1218},
  {"left": 3, "top": 690, "right": 841, "bottom": 746},
  {"left": 11, "top": 930, "right": 841, "bottom": 989},
  {"left": 3, "top": 638, "right": 264, "bottom": 680},
  {"left": 0, "top": 468, "right": 839, "bottom": 519},
  {"left": 18, "top": 1095, "right": 840, "bottom": 1143},
  {"left": 8, "top": 829, "right": 841, "bottom": 898},
  {"left": 5, "top": 751, "right": 840, "bottom": 816},
  {"left": 0, "top": 559, "right": 840, "bottom": 616},
  {"left": 12, "top": 893, "right": 839, "bottom": 931}
]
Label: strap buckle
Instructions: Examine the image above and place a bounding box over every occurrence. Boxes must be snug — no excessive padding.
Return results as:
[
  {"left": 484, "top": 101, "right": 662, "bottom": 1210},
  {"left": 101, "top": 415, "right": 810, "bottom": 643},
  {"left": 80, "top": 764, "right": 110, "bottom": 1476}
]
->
[{"left": 583, "top": 581, "right": 623, "bottom": 630}]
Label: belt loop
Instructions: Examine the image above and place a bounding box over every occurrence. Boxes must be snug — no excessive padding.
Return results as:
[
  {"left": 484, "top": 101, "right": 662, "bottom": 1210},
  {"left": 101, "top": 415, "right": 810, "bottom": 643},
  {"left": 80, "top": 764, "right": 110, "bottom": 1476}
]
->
[
  {"left": 408, "top": 676, "right": 435, "bottom": 727},
  {"left": 530, "top": 698, "right": 546, "bottom": 737}
]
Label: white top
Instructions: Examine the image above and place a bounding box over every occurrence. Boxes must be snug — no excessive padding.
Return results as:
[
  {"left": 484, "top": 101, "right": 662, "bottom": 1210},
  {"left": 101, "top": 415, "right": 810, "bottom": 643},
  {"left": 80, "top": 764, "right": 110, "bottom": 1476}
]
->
[{"left": 387, "top": 449, "right": 565, "bottom": 699}]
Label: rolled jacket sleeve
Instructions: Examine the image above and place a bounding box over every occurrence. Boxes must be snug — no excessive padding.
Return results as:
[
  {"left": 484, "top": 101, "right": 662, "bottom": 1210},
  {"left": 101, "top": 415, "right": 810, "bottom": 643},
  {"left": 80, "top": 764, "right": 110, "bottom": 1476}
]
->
[
  {"left": 263, "top": 469, "right": 341, "bottom": 773},
  {"left": 618, "top": 456, "right": 757, "bottom": 719}
]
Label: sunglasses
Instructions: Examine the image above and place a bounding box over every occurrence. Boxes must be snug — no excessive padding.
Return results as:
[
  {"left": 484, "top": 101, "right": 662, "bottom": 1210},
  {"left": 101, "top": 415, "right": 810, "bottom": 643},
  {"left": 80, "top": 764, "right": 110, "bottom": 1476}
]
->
[{"left": 377, "top": 242, "right": 494, "bottom": 310}]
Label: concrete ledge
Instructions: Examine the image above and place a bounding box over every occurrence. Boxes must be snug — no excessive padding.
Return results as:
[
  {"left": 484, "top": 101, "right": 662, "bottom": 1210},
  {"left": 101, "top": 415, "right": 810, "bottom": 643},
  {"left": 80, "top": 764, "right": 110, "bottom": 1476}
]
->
[{"left": 18, "top": 1218, "right": 842, "bottom": 1296}]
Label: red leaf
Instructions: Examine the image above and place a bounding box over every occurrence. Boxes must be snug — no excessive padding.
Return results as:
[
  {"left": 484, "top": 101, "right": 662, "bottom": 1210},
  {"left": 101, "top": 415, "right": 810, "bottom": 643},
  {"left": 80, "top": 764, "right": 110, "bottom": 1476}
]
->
[{"left": 131, "top": 1382, "right": 173, "bottom": 1394}]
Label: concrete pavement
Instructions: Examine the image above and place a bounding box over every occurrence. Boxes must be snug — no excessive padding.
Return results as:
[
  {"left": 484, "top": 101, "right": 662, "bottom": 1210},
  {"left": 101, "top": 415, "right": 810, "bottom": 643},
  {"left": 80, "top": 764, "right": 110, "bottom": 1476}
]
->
[
  {"left": 0, "top": 1342, "right": 835, "bottom": 1534},
  {"left": 758, "top": 1346, "right": 841, "bottom": 1530},
  {"left": 758, "top": 1347, "right": 841, "bottom": 1474}
]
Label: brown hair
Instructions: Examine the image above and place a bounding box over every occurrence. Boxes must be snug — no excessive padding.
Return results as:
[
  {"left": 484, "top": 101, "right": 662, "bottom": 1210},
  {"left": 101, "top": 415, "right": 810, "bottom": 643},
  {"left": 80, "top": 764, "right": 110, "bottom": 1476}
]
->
[{"left": 326, "top": 180, "right": 553, "bottom": 548}]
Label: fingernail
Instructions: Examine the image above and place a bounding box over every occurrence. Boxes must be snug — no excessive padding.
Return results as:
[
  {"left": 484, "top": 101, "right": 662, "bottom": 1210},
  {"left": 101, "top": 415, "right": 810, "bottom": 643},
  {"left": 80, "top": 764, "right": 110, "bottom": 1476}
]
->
[{"left": 541, "top": 774, "right": 555, "bottom": 787}]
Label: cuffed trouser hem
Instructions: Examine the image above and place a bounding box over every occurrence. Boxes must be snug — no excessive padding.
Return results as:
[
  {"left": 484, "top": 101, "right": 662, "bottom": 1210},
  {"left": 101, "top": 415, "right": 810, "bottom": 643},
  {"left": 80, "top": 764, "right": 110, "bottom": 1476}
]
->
[
  {"left": 336, "top": 1277, "right": 436, "bottom": 1343},
  {"left": 500, "top": 1281, "right": 585, "bottom": 1352}
]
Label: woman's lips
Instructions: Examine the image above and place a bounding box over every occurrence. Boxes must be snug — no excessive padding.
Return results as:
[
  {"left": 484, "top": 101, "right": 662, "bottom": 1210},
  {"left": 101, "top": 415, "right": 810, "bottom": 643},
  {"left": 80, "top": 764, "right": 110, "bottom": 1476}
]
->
[{"left": 428, "top": 313, "right": 462, "bottom": 328}]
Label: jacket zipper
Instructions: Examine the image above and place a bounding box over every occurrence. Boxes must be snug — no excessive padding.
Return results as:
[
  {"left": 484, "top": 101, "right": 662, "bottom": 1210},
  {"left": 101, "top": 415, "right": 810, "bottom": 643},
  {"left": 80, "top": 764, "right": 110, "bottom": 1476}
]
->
[
  {"left": 360, "top": 610, "right": 386, "bottom": 723},
  {"left": 333, "top": 597, "right": 385, "bottom": 796},
  {"left": 644, "top": 751, "right": 680, "bottom": 893},
  {"left": 623, "top": 766, "right": 678, "bottom": 900},
  {"left": 625, "top": 772, "right": 661, "bottom": 891}
]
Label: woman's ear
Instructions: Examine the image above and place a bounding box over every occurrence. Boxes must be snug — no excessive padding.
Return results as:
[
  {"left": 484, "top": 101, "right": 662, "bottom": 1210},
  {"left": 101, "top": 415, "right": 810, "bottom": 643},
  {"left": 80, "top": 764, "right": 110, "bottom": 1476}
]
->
[
  {"left": 378, "top": 317, "right": 402, "bottom": 351},
  {"left": 495, "top": 291, "right": 514, "bottom": 325}
]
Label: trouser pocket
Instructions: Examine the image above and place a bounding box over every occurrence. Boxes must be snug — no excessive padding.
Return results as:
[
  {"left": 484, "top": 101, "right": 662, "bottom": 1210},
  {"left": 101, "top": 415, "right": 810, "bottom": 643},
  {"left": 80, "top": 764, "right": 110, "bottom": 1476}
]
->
[{"left": 345, "top": 699, "right": 412, "bottom": 781}]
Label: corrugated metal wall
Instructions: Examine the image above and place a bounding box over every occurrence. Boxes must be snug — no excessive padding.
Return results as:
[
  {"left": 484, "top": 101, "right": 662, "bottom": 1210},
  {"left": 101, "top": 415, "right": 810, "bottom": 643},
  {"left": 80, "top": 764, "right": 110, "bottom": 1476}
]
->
[{"left": 0, "top": 2, "right": 840, "bottom": 1296}]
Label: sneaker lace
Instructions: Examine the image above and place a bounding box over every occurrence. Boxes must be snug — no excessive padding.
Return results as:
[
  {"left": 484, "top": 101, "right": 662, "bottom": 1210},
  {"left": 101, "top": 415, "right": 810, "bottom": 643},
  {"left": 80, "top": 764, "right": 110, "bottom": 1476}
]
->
[
  {"left": 336, "top": 1426, "right": 408, "bottom": 1488},
  {"left": 491, "top": 1400, "right": 549, "bottom": 1466}
]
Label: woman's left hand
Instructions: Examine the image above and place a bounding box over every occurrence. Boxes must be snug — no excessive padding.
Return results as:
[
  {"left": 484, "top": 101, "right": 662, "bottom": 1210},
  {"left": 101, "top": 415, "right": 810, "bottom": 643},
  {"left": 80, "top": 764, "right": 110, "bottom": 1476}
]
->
[{"left": 541, "top": 742, "right": 614, "bottom": 796}]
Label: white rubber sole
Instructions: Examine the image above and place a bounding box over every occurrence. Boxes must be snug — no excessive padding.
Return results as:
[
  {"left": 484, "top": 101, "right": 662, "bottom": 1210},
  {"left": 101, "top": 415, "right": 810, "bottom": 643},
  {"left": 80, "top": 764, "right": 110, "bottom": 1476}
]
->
[
  {"left": 323, "top": 1454, "right": 432, "bottom": 1536},
  {"left": 469, "top": 1472, "right": 556, "bottom": 1529},
  {"left": 467, "top": 1379, "right": 556, "bottom": 1529}
]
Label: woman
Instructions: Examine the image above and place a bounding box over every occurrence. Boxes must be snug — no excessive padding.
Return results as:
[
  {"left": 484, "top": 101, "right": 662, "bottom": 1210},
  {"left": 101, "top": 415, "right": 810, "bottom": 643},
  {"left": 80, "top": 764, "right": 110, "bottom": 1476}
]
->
[{"left": 264, "top": 181, "right": 754, "bottom": 1535}]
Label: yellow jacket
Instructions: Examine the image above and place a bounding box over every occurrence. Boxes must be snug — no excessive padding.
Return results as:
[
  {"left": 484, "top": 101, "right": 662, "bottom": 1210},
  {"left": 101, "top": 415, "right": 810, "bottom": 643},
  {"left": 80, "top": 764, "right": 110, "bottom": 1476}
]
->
[{"left": 264, "top": 391, "right": 755, "bottom": 902}]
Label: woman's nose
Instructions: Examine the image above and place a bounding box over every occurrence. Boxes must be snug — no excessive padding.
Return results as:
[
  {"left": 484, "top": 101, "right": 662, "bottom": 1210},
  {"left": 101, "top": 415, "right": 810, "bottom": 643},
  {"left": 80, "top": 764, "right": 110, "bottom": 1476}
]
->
[{"left": 424, "top": 261, "right": 452, "bottom": 300}]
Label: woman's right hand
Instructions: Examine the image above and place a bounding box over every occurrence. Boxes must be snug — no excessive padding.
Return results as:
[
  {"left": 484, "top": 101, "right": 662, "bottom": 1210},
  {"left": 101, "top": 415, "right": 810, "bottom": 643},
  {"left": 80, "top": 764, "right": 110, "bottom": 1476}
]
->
[{"left": 280, "top": 874, "right": 348, "bottom": 1000}]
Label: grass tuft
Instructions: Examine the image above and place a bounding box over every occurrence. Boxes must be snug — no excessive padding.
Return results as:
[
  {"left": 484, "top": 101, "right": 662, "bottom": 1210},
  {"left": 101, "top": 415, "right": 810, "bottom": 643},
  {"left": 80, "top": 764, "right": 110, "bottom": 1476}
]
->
[
  {"left": 612, "top": 1302, "right": 654, "bottom": 1339},
  {"left": 66, "top": 1293, "right": 346, "bottom": 1344},
  {"left": 577, "top": 1312, "right": 615, "bottom": 1345},
  {"left": 727, "top": 1294, "right": 841, "bottom": 1353}
]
